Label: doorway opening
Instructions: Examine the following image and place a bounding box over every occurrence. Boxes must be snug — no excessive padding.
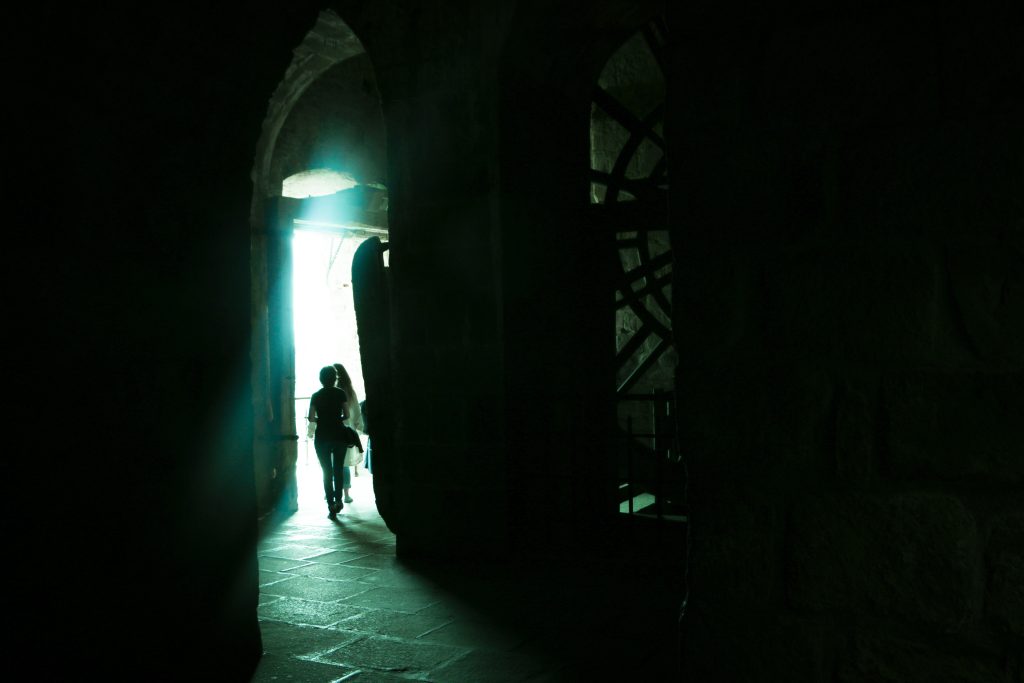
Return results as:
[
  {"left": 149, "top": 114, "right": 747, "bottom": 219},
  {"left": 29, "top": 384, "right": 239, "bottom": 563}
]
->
[
  {"left": 290, "top": 216, "right": 387, "bottom": 511},
  {"left": 249, "top": 8, "right": 388, "bottom": 522}
]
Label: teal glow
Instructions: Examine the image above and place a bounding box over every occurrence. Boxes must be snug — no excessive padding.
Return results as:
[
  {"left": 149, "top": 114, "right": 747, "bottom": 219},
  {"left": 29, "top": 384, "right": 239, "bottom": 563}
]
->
[{"left": 282, "top": 169, "right": 358, "bottom": 198}]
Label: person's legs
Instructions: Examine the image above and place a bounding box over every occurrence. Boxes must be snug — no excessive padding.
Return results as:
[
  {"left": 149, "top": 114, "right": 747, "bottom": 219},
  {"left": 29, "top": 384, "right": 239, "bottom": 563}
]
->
[
  {"left": 342, "top": 465, "right": 353, "bottom": 503},
  {"left": 331, "top": 445, "right": 347, "bottom": 510},
  {"left": 314, "top": 441, "right": 337, "bottom": 516}
]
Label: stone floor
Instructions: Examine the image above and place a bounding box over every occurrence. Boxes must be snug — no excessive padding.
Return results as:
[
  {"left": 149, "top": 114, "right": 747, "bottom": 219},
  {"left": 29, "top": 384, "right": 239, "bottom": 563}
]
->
[{"left": 252, "top": 458, "right": 684, "bottom": 682}]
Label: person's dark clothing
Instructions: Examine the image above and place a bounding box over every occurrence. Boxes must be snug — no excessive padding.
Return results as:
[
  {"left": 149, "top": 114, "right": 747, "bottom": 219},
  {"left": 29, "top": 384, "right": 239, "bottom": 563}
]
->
[
  {"left": 314, "top": 440, "right": 347, "bottom": 507},
  {"left": 310, "top": 386, "right": 349, "bottom": 506},
  {"left": 310, "top": 386, "right": 348, "bottom": 443}
]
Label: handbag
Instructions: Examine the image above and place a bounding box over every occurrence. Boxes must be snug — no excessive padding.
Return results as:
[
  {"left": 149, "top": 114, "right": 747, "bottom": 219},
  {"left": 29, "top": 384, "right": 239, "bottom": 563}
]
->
[
  {"left": 343, "top": 445, "right": 364, "bottom": 467},
  {"left": 340, "top": 426, "right": 364, "bottom": 452}
]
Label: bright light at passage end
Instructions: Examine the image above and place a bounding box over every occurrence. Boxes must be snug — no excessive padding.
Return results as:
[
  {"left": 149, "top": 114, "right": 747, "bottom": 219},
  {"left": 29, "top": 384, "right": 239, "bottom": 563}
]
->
[{"left": 283, "top": 169, "right": 358, "bottom": 198}]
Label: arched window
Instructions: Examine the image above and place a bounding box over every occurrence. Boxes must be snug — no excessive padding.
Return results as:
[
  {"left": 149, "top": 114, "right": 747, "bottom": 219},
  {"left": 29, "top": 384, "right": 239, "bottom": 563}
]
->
[{"left": 590, "top": 18, "right": 682, "bottom": 519}]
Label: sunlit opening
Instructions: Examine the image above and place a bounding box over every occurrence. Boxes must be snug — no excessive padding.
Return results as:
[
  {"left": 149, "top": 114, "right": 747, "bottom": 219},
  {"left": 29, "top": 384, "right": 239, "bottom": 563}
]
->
[
  {"left": 282, "top": 169, "right": 359, "bottom": 198},
  {"left": 292, "top": 228, "right": 369, "bottom": 501}
]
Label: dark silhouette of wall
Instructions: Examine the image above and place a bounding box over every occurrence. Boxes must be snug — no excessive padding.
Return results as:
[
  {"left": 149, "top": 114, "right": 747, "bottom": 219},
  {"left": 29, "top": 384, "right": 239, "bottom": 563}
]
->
[
  {"left": 13, "top": 4, "right": 320, "bottom": 678},
  {"left": 666, "top": 5, "right": 1023, "bottom": 681},
  {"left": 12, "top": 1, "right": 1021, "bottom": 679}
]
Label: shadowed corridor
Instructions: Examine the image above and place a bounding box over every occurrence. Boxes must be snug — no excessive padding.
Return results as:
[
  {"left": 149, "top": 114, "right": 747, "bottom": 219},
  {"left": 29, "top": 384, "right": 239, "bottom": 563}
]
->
[{"left": 252, "top": 458, "right": 684, "bottom": 681}]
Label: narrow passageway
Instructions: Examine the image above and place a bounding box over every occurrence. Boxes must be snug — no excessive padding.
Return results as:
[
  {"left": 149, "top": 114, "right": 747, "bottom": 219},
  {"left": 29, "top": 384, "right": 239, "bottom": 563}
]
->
[
  {"left": 253, "top": 458, "right": 683, "bottom": 681},
  {"left": 252, "top": 460, "right": 553, "bottom": 681}
]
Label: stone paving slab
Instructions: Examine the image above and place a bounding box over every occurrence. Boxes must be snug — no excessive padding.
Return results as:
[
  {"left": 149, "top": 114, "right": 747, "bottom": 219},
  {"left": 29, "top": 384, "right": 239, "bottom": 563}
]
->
[
  {"left": 415, "top": 618, "right": 529, "bottom": 652},
  {"left": 330, "top": 538, "right": 396, "bottom": 552},
  {"left": 342, "top": 586, "right": 444, "bottom": 613},
  {"left": 262, "top": 575, "right": 375, "bottom": 602},
  {"left": 356, "top": 567, "right": 443, "bottom": 589},
  {"left": 250, "top": 652, "right": 351, "bottom": 682},
  {"left": 264, "top": 531, "right": 344, "bottom": 544},
  {"left": 259, "top": 621, "right": 362, "bottom": 659},
  {"left": 259, "top": 593, "right": 283, "bottom": 607},
  {"left": 340, "top": 541, "right": 397, "bottom": 553},
  {"left": 259, "top": 597, "right": 368, "bottom": 628},
  {"left": 412, "top": 600, "right": 485, "bottom": 623},
  {"left": 340, "top": 553, "right": 402, "bottom": 570},
  {"left": 259, "top": 571, "right": 301, "bottom": 588},
  {"left": 261, "top": 545, "right": 340, "bottom": 561},
  {"left": 335, "top": 608, "right": 454, "bottom": 640},
  {"left": 258, "top": 556, "right": 314, "bottom": 573},
  {"left": 429, "top": 649, "right": 555, "bottom": 682},
  {"left": 340, "top": 670, "right": 427, "bottom": 682},
  {"left": 318, "top": 634, "right": 467, "bottom": 674},
  {"left": 284, "top": 562, "right": 380, "bottom": 582},
  {"left": 308, "top": 549, "right": 374, "bottom": 564}
]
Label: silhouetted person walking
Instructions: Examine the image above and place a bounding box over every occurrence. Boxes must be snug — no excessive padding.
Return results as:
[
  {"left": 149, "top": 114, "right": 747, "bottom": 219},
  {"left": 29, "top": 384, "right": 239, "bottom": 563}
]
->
[
  {"left": 308, "top": 365, "right": 348, "bottom": 519},
  {"left": 333, "top": 362, "right": 363, "bottom": 503}
]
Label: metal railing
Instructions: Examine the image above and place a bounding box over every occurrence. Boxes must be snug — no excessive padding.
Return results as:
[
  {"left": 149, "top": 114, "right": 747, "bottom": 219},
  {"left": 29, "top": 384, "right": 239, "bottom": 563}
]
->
[{"left": 617, "top": 390, "right": 686, "bottom": 523}]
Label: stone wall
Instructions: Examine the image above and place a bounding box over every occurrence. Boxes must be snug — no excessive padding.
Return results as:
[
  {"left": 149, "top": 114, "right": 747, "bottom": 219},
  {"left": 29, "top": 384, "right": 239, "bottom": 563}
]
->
[
  {"left": 368, "top": 0, "right": 513, "bottom": 558},
  {"left": 499, "top": 1, "right": 666, "bottom": 551},
  {"left": 669, "top": 6, "right": 1023, "bottom": 681},
  {"left": 16, "top": 3, "right": 326, "bottom": 676},
  {"left": 17, "top": 1, "right": 1020, "bottom": 678},
  {"left": 271, "top": 53, "right": 386, "bottom": 188}
]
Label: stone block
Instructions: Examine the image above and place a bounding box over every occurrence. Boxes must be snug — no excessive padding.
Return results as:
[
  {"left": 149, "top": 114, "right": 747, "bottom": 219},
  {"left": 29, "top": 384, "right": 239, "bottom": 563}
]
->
[
  {"left": 838, "top": 126, "right": 962, "bottom": 239},
  {"left": 834, "top": 381, "right": 876, "bottom": 483},
  {"left": 947, "top": 244, "right": 1024, "bottom": 366},
  {"left": 938, "top": 113, "right": 1024, "bottom": 244},
  {"left": 837, "top": 632, "right": 1005, "bottom": 683},
  {"left": 788, "top": 492, "right": 982, "bottom": 633},
  {"left": 757, "top": 365, "right": 835, "bottom": 478},
  {"left": 677, "top": 362, "right": 833, "bottom": 484},
  {"left": 767, "top": 614, "right": 839, "bottom": 683},
  {"left": 673, "top": 253, "right": 757, "bottom": 360},
  {"left": 989, "top": 554, "right": 1024, "bottom": 639},
  {"left": 987, "top": 513, "right": 1024, "bottom": 637},
  {"left": 684, "top": 608, "right": 837, "bottom": 683},
  {"left": 762, "top": 238, "right": 941, "bottom": 364},
  {"left": 987, "top": 512, "right": 1024, "bottom": 557},
  {"left": 687, "top": 491, "right": 782, "bottom": 611},
  {"left": 884, "top": 371, "right": 1024, "bottom": 485}
]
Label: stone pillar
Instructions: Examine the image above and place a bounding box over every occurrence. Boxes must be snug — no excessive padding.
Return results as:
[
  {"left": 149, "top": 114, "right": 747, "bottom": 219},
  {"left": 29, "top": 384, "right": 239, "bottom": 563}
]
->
[{"left": 669, "top": 6, "right": 1024, "bottom": 680}]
